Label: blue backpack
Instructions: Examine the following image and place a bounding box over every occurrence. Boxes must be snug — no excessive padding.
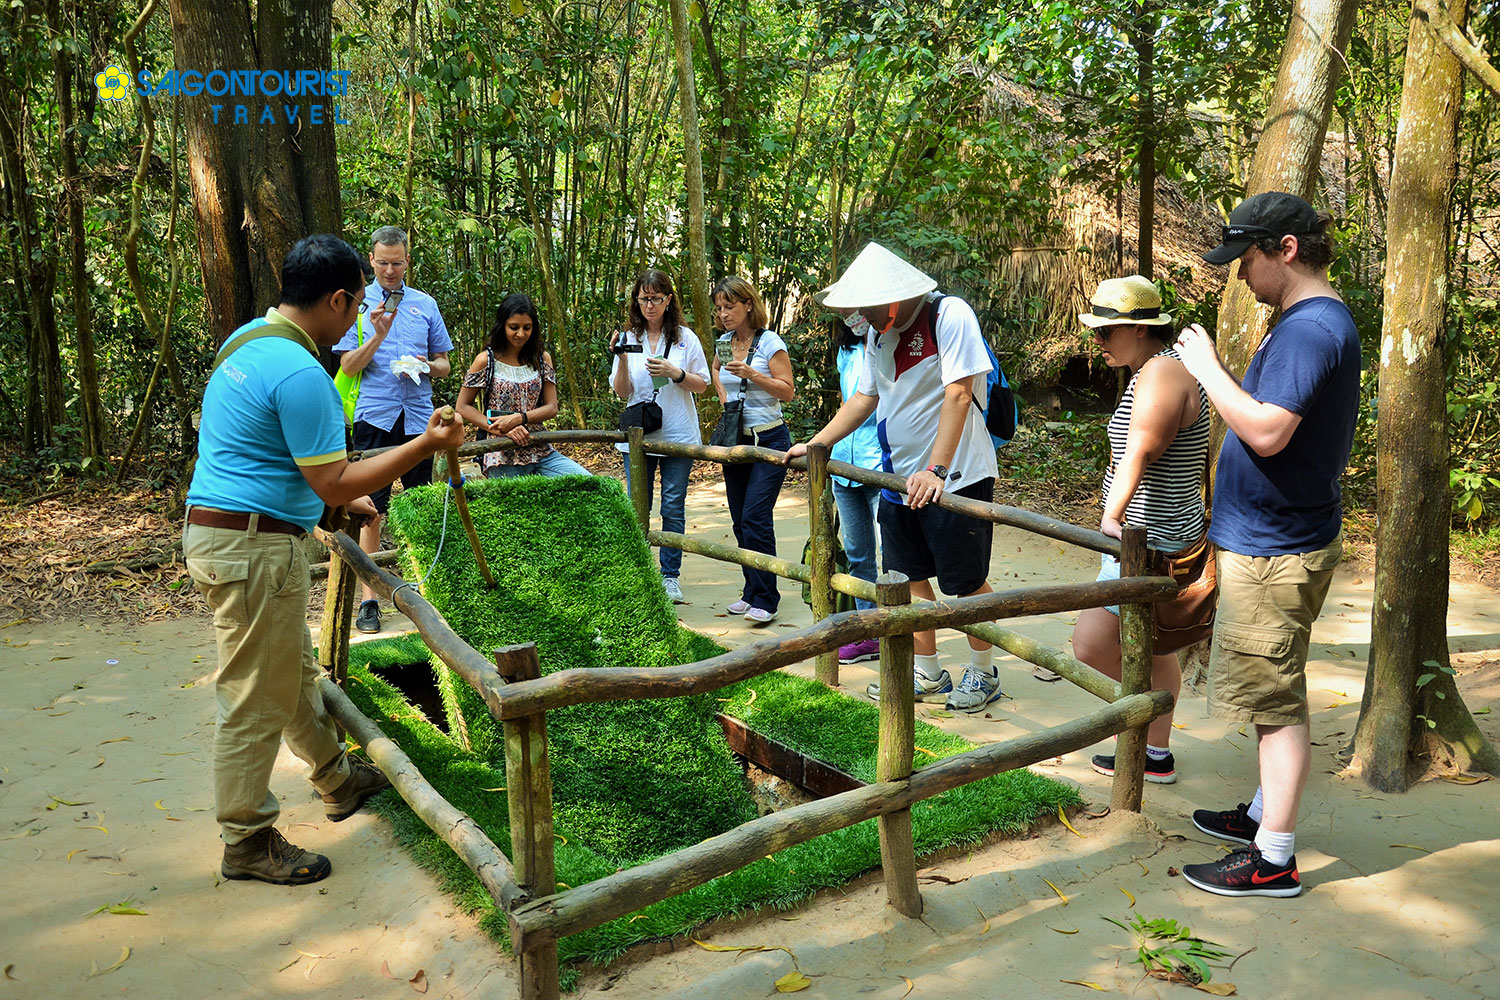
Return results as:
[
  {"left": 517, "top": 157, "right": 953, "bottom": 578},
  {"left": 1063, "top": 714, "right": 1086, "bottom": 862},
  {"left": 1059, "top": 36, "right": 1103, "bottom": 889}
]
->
[{"left": 933, "top": 295, "right": 1019, "bottom": 449}]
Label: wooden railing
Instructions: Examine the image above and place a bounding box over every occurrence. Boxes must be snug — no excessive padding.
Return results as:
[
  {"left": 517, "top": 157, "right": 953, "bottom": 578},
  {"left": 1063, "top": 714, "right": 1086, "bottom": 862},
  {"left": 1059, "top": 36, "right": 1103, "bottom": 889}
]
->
[{"left": 315, "top": 427, "right": 1174, "bottom": 1000}]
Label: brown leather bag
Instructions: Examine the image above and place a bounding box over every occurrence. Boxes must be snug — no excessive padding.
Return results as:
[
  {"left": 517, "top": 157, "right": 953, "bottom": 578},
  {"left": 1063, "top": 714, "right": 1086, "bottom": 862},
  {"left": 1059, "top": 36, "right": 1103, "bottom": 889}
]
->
[{"left": 1152, "top": 533, "right": 1217, "bottom": 655}]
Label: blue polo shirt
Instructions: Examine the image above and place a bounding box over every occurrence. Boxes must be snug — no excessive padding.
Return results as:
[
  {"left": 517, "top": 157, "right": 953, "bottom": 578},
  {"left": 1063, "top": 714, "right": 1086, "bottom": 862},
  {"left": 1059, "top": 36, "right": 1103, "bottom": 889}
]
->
[
  {"left": 186, "top": 313, "right": 348, "bottom": 530},
  {"left": 334, "top": 283, "right": 453, "bottom": 435},
  {"left": 1210, "top": 296, "right": 1361, "bottom": 556},
  {"left": 831, "top": 344, "right": 882, "bottom": 488}
]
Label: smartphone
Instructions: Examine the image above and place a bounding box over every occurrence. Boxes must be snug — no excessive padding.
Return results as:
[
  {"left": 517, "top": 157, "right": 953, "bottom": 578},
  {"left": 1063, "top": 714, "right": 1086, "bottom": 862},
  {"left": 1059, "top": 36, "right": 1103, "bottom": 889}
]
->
[
  {"left": 715, "top": 341, "right": 734, "bottom": 365},
  {"left": 382, "top": 288, "right": 405, "bottom": 314}
]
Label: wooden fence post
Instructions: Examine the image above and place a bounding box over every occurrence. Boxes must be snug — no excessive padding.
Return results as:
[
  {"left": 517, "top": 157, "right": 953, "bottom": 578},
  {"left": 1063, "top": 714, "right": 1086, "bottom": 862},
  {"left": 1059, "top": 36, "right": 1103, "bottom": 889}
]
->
[
  {"left": 496, "top": 643, "right": 559, "bottom": 1000},
  {"left": 1111, "top": 525, "right": 1154, "bottom": 812},
  {"left": 875, "top": 572, "right": 922, "bottom": 917},
  {"left": 627, "top": 425, "right": 650, "bottom": 535},
  {"left": 807, "top": 442, "right": 838, "bottom": 686},
  {"left": 317, "top": 545, "right": 358, "bottom": 689}
]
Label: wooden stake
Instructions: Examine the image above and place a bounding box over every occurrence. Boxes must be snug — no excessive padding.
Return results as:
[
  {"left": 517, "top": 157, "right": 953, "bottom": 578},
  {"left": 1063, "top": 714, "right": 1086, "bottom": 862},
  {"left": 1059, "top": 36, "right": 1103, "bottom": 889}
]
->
[
  {"left": 627, "top": 425, "right": 650, "bottom": 534},
  {"left": 807, "top": 443, "right": 838, "bottom": 686},
  {"left": 496, "top": 643, "right": 559, "bottom": 1000},
  {"left": 876, "top": 572, "right": 921, "bottom": 916},
  {"left": 1112, "top": 524, "right": 1154, "bottom": 812},
  {"left": 438, "top": 406, "right": 495, "bottom": 588}
]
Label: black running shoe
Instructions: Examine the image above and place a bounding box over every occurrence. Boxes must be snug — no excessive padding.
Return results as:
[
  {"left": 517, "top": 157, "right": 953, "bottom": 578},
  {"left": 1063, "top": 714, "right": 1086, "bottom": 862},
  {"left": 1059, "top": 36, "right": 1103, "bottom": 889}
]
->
[
  {"left": 1192, "top": 802, "right": 1260, "bottom": 846},
  {"left": 1090, "top": 752, "right": 1176, "bottom": 784},
  {"left": 1183, "top": 845, "right": 1301, "bottom": 898},
  {"left": 355, "top": 600, "right": 381, "bottom": 634}
]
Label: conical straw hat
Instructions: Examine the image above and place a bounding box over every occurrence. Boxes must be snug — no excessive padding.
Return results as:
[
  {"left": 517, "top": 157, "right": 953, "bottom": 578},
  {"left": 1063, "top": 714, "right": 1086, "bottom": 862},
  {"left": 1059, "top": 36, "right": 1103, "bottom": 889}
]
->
[{"left": 817, "top": 243, "right": 937, "bottom": 309}]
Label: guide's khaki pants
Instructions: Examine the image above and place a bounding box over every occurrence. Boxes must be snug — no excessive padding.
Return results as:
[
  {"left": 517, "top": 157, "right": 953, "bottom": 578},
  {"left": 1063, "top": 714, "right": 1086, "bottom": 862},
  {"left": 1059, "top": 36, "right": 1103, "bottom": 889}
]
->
[{"left": 185, "top": 521, "right": 351, "bottom": 846}]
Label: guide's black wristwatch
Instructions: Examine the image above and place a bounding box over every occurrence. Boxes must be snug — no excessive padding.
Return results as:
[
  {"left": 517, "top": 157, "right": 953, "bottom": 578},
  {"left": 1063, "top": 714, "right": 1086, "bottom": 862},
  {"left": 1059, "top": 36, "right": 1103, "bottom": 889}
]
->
[{"left": 926, "top": 464, "right": 949, "bottom": 480}]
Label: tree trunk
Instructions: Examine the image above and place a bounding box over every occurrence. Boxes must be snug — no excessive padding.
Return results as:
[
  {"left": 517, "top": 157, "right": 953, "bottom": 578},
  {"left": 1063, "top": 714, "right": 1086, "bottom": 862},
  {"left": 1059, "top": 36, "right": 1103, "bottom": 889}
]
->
[
  {"left": 1214, "top": 0, "right": 1357, "bottom": 379},
  {"left": 167, "top": 0, "right": 343, "bottom": 344},
  {"left": 1131, "top": 6, "right": 1156, "bottom": 280},
  {"left": 1352, "top": 0, "right": 1500, "bottom": 789},
  {"left": 666, "top": 0, "right": 715, "bottom": 356},
  {"left": 48, "top": 0, "right": 107, "bottom": 460}
]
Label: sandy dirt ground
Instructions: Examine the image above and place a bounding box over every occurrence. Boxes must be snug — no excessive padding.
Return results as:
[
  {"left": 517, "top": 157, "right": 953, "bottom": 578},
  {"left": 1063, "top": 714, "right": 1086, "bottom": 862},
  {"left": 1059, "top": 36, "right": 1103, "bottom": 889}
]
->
[{"left": 2, "top": 478, "right": 1497, "bottom": 1000}]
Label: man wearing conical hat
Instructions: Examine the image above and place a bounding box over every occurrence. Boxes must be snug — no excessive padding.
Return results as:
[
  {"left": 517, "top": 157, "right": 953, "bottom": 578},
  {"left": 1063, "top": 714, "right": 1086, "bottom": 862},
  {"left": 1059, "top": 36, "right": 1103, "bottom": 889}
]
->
[{"left": 789, "top": 243, "right": 1003, "bottom": 713}]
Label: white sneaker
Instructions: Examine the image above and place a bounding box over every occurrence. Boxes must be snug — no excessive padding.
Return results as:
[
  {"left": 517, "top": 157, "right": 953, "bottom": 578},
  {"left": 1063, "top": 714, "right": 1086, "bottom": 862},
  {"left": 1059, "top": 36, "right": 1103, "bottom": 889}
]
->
[
  {"left": 866, "top": 668, "right": 954, "bottom": 701},
  {"left": 945, "top": 667, "right": 1003, "bottom": 713},
  {"left": 744, "top": 607, "right": 778, "bottom": 625},
  {"left": 663, "top": 577, "right": 685, "bottom": 604},
  {"left": 726, "top": 598, "right": 751, "bottom": 615}
]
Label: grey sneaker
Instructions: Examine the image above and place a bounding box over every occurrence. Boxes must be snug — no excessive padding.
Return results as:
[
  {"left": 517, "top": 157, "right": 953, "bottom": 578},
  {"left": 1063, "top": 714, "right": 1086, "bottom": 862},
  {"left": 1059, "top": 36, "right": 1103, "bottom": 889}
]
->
[
  {"left": 355, "top": 600, "right": 381, "bottom": 633},
  {"left": 322, "top": 757, "right": 391, "bottom": 822},
  {"left": 663, "top": 577, "right": 685, "bottom": 604},
  {"left": 945, "top": 667, "right": 1003, "bottom": 713},
  {"left": 222, "top": 827, "right": 331, "bottom": 885},
  {"left": 866, "top": 668, "right": 954, "bottom": 701}
]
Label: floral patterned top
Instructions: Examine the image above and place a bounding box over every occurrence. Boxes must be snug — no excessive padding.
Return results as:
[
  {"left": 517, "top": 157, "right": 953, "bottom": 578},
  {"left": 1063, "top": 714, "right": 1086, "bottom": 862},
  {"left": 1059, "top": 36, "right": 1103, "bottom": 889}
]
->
[{"left": 462, "top": 356, "right": 558, "bottom": 469}]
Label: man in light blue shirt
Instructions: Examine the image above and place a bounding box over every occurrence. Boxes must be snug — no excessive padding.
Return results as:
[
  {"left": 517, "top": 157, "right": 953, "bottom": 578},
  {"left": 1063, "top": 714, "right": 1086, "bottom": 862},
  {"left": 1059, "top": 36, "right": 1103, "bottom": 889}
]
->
[{"left": 334, "top": 225, "right": 453, "bottom": 632}]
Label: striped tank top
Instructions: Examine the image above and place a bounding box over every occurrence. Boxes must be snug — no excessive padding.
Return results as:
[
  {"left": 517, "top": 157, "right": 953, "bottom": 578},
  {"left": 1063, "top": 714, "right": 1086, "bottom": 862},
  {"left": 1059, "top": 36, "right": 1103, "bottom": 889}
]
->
[{"left": 1102, "top": 347, "right": 1209, "bottom": 548}]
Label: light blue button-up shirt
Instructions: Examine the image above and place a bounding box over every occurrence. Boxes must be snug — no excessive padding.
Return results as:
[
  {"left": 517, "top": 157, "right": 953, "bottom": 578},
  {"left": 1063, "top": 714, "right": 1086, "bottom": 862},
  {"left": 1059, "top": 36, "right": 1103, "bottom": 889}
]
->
[
  {"left": 831, "top": 344, "right": 882, "bottom": 488},
  {"left": 334, "top": 282, "right": 453, "bottom": 435}
]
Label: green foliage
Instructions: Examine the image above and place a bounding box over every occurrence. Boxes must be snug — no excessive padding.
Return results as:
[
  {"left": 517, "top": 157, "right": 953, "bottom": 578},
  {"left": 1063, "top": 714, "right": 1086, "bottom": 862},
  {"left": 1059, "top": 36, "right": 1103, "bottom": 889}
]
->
[
  {"left": 354, "top": 475, "right": 1077, "bottom": 971},
  {"left": 1103, "top": 914, "right": 1232, "bottom": 985}
]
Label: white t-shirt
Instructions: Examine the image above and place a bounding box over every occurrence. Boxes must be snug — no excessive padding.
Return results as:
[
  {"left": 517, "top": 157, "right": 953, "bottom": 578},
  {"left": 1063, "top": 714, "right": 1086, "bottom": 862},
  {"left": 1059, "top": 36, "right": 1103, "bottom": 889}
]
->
[
  {"left": 611, "top": 326, "right": 710, "bottom": 451},
  {"left": 715, "top": 329, "right": 789, "bottom": 428},
  {"left": 857, "top": 294, "right": 997, "bottom": 504}
]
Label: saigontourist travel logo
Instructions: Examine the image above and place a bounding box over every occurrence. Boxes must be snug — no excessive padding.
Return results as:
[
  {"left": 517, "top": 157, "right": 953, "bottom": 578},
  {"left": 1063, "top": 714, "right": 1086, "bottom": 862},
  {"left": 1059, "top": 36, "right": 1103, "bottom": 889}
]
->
[{"left": 106, "top": 66, "right": 353, "bottom": 125}]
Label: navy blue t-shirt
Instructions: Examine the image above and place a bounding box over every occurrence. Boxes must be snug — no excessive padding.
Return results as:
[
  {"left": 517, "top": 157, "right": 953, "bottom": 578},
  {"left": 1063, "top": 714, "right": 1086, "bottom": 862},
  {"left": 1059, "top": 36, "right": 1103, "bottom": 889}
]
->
[{"left": 1210, "top": 297, "right": 1361, "bottom": 556}]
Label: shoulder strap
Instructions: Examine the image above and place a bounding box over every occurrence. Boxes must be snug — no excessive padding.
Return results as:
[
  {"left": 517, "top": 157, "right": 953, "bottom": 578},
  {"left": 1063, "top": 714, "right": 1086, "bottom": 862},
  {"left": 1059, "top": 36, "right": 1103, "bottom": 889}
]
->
[
  {"left": 483, "top": 346, "right": 496, "bottom": 413},
  {"left": 736, "top": 330, "right": 768, "bottom": 401},
  {"left": 211, "top": 325, "right": 315, "bottom": 374}
]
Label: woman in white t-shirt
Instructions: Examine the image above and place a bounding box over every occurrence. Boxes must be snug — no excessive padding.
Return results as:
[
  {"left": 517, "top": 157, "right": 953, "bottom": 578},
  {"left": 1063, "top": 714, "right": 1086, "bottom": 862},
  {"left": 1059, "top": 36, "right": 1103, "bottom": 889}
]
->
[
  {"left": 709, "top": 276, "right": 795, "bottom": 624},
  {"left": 609, "top": 269, "right": 710, "bottom": 604}
]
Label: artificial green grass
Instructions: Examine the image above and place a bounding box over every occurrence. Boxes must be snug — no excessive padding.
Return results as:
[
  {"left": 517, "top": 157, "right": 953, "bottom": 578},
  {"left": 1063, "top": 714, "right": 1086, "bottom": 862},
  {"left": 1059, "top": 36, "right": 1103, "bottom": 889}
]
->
[{"left": 347, "top": 474, "right": 1080, "bottom": 976}]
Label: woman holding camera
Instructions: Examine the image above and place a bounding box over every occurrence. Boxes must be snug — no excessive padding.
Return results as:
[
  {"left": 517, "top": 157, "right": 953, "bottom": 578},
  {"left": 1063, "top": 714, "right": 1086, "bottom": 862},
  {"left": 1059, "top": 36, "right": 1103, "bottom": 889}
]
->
[
  {"left": 709, "top": 276, "right": 795, "bottom": 625},
  {"left": 610, "top": 269, "right": 710, "bottom": 604}
]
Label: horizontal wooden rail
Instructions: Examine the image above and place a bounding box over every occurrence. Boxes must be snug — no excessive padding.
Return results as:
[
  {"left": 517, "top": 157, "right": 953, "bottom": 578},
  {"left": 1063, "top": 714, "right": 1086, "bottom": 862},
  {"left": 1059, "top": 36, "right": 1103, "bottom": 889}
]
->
[
  {"left": 958, "top": 621, "right": 1121, "bottom": 701},
  {"left": 492, "top": 576, "right": 1176, "bottom": 720},
  {"left": 311, "top": 547, "right": 400, "bottom": 580},
  {"left": 316, "top": 527, "right": 509, "bottom": 724},
  {"left": 508, "top": 688, "right": 1174, "bottom": 949},
  {"left": 650, "top": 530, "right": 812, "bottom": 583},
  {"left": 354, "top": 428, "right": 624, "bottom": 462},
  {"left": 319, "top": 677, "right": 525, "bottom": 910}
]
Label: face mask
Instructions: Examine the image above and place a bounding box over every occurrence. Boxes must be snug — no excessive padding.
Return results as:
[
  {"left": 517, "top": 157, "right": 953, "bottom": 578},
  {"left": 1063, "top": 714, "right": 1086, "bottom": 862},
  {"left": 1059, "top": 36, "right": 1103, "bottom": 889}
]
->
[{"left": 841, "top": 312, "right": 871, "bottom": 337}]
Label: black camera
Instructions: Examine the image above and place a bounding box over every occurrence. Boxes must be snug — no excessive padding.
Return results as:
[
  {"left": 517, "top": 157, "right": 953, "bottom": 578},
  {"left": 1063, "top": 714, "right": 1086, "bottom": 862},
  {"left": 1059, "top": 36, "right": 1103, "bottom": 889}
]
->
[{"left": 612, "top": 337, "right": 642, "bottom": 355}]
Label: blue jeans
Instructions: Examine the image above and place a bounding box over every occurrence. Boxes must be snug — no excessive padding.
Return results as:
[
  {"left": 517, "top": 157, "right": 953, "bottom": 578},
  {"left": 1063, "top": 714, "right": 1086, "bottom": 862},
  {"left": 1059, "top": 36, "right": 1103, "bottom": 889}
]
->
[
  {"left": 723, "top": 423, "right": 790, "bottom": 612},
  {"left": 833, "top": 480, "right": 882, "bottom": 611},
  {"left": 484, "top": 448, "right": 590, "bottom": 479},
  {"left": 624, "top": 454, "right": 694, "bottom": 578}
]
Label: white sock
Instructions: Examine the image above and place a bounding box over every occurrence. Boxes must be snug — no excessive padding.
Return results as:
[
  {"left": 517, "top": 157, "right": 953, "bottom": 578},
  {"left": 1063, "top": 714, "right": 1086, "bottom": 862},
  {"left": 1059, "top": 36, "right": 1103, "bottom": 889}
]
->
[
  {"left": 914, "top": 653, "right": 943, "bottom": 680},
  {"left": 1254, "top": 827, "right": 1295, "bottom": 866},
  {"left": 1146, "top": 745, "right": 1170, "bottom": 762},
  {"left": 1247, "top": 788, "right": 1264, "bottom": 823},
  {"left": 968, "top": 648, "right": 995, "bottom": 674}
]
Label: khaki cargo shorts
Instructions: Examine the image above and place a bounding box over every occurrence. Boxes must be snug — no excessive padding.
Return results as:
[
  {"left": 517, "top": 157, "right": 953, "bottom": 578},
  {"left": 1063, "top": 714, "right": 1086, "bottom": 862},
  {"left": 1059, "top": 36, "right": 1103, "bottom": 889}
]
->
[{"left": 1207, "top": 534, "right": 1342, "bottom": 727}]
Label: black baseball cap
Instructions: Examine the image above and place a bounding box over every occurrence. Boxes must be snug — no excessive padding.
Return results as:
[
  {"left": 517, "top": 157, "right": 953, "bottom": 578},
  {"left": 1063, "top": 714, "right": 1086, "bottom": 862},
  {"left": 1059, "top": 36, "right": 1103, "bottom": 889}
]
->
[{"left": 1203, "top": 191, "right": 1322, "bottom": 265}]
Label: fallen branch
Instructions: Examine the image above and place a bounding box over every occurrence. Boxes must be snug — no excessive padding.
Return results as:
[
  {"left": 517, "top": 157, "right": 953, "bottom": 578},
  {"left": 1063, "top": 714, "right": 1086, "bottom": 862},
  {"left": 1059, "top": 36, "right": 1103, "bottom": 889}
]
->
[{"left": 81, "top": 542, "right": 183, "bottom": 574}]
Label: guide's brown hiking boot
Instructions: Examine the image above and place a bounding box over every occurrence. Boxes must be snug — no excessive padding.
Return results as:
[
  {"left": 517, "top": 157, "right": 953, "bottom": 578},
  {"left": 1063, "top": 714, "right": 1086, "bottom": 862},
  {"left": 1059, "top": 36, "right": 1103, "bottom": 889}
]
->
[
  {"left": 322, "top": 757, "right": 391, "bottom": 822},
  {"left": 222, "top": 828, "right": 331, "bottom": 885}
]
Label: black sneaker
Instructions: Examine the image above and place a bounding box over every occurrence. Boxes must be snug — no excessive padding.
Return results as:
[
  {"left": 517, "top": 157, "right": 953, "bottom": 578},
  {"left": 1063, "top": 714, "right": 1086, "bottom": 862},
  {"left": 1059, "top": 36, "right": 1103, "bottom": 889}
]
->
[
  {"left": 1192, "top": 802, "right": 1260, "bottom": 846},
  {"left": 355, "top": 600, "right": 381, "bottom": 633},
  {"left": 1183, "top": 845, "right": 1301, "bottom": 898},
  {"left": 1090, "top": 752, "right": 1177, "bottom": 784}
]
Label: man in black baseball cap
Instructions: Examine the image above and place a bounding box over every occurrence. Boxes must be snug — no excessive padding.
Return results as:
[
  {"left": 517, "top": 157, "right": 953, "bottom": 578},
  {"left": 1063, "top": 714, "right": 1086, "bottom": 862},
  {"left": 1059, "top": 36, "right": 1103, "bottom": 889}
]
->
[{"left": 1170, "top": 192, "right": 1361, "bottom": 900}]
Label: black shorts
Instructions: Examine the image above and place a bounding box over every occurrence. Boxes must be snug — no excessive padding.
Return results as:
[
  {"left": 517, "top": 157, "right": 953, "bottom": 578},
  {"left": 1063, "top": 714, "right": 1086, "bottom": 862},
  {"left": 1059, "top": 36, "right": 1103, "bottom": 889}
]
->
[
  {"left": 352, "top": 413, "right": 434, "bottom": 514},
  {"left": 877, "top": 478, "right": 994, "bottom": 596}
]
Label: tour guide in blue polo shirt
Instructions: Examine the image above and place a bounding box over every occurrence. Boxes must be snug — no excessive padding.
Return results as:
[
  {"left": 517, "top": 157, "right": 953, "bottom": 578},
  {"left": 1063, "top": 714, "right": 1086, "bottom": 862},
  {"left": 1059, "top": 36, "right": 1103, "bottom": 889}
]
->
[
  {"left": 184, "top": 234, "right": 463, "bottom": 885},
  {"left": 335, "top": 224, "right": 453, "bottom": 634}
]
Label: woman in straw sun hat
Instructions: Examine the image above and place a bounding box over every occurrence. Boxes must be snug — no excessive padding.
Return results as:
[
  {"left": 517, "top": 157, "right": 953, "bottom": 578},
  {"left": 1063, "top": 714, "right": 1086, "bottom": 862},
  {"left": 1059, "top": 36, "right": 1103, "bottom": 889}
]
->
[
  {"left": 1070, "top": 274, "right": 1210, "bottom": 785},
  {"left": 788, "top": 242, "right": 1002, "bottom": 713}
]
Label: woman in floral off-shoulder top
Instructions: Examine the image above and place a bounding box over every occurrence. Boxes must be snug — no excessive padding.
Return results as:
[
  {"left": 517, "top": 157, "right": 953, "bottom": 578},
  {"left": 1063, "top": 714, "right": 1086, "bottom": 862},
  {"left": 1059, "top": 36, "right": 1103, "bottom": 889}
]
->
[{"left": 455, "top": 293, "right": 590, "bottom": 478}]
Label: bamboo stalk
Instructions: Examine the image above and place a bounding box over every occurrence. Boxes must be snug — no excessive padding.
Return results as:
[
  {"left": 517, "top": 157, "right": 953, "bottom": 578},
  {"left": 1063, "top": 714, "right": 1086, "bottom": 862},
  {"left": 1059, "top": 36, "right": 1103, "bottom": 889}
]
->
[
  {"left": 315, "top": 527, "right": 509, "bottom": 723},
  {"left": 438, "top": 406, "right": 495, "bottom": 589},
  {"left": 807, "top": 444, "right": 838, "bottom": 686},
  {"left": 317, "top": 677, "right": 524, "bottom": 910},
  {"left": 508, "top": 689, "right": 1174, "bottom": 949},
  {"left": 1111, "top": 526, "right": 1155, "bottom": 812},
  {"left": 875, "top": 573, "right": 921, "bottom": 916},
  {"left": 492, "top": 576, "right": 1177, "bottom": 720}
]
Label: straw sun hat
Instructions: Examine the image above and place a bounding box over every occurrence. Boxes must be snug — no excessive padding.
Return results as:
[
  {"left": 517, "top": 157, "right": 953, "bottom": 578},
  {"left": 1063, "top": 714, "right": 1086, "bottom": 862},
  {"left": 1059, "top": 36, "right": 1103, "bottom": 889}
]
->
[
  {"left": 816, "top": 242, "right": 937, "bottom": 309},
  {"left": 1078, "top": 275, "right": 1174, "bottom": 329}
]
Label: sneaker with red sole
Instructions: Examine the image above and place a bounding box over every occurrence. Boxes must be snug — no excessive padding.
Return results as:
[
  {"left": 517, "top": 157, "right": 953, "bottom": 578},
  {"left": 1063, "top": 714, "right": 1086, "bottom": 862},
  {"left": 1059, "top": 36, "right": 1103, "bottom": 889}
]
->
[
  {"left": 1192, "top": 802, "right": 1260, "bottom": 846},
  {"left": 1183, "top": 845, "right": 1301, "bottom": 898},
  {"left": 1090, "top": 751, "right": 1177, "bottom": 784}
]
